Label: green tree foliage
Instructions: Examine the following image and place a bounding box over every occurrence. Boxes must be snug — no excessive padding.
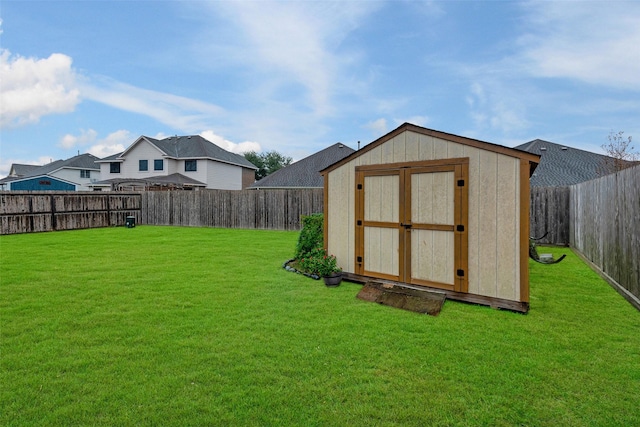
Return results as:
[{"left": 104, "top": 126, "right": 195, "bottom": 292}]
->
[{"left": 244, "top": 150, "right": 293, "bottom": 180}]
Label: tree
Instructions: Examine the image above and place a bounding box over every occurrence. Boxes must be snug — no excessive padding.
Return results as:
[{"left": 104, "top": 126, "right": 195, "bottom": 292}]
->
[
  {"left": 244, "top": 150, "right": 293, "bottom": 181},
  {"left": 599, "top": 130, "right": 639, "bottom": 175}
]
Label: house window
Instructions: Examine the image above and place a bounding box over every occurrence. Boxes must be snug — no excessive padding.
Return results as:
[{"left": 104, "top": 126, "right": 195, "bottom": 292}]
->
[
  {"left": 154, "top": 159, "right": 164, "bottom": 171},
  {"left": 80, "top": 170, "right": 91, "bottom": 178},
  {"left": 139, "top": 160, "right": 148, "bottom": 171},
  {"left": 185, "top": 160, "right": 197, "bottom": 172},
  {"left": 110, "top": 163, "right": 121, "bottom": 174}
]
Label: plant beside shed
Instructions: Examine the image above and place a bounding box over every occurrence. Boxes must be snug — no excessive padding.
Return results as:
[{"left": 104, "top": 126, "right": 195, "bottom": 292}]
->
[{"left": 285, "top": 213, "right": 343, "bottom": 286}]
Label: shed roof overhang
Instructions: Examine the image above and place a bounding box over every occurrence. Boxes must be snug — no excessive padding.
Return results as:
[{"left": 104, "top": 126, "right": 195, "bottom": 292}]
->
[{"left": 321, "top": 123, "right": 540, "bottom": 177}]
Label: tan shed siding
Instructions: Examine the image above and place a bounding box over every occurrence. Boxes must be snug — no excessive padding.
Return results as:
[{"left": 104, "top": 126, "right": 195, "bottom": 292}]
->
[
  {"left": 418, "top": 134, "right": 435, "bottom": 158},
  {"left": 327, "top": 164, "right": 354, "bottom": 272},
  {"left": 464, "top": 145, "right": 481, "bottom": 295},
  {"left": 496, "top": 155, "right": 520, "bottom": 300},
  {"left": 477, "top": 149, "right": 499, "bottom": 297}
]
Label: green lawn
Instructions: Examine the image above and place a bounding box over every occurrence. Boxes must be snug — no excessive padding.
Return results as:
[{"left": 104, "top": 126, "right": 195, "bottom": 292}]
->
[{"left": 1, "top": 226, "right": 639, "bottom": 426}]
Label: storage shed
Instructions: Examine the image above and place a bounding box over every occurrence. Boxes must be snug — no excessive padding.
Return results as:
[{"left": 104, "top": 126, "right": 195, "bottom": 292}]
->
[{"left": 322, "top": 123, "right": 540, "bottom": 312}]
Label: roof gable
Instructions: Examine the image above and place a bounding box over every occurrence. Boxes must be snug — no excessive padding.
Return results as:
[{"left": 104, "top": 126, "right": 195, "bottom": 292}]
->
[
  {"left": 250, "top": 143, "right": 355, "bottom": 188},
  {"left": 322, "top": 123, "right": 540, "bottom": 175},
  {"left": 115, "top": 135, "right": 257, "bottom": 169}
]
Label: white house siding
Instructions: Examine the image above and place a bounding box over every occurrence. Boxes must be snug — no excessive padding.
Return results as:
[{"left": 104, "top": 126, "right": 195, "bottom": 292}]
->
[
  {"left": 121, "top": 141, "right": 169, "bottom": 177},
  {"left": 327, "top": 130, "right": 522, "bottom": 302},
  {"left": 173, "top": 159, "right": 206, "bottom": 186},
  {"left": 50, "top": 168, "right": 97, "bottom": 191},
  {"left": 206, "top": 161, "right": 243, "bottom": 190}
]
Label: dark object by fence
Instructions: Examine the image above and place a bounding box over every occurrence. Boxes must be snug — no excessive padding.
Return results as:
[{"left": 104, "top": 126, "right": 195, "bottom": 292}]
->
[
  {"left": 529, "top": 232, "right": 566, "bottom": 264},
  {"left": 126, "top": 216, "right": 136, "bottom": 228},
  {"left": 530, "top": 186, "right": 570, "bottom": 245}
]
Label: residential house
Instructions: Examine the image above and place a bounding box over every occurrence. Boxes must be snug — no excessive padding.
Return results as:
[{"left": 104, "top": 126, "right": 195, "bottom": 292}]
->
[
  {"left": 248, "top": 143, "right": 355, "bottom": 189},
  {"left": 92, "top": 135, "right": 257, "bottom": 191},
  {"left": 0, "top": 153, "right": 100, "bottom": 191}
]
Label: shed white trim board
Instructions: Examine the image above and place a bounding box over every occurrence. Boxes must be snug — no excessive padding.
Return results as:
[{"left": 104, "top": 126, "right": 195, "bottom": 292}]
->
[{"left": 322, "top": 123, "right": 540, "bottom": 312}]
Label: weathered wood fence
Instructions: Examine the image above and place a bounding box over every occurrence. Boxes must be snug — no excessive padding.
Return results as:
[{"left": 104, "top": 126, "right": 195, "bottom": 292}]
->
[
  {"left": 0, "top": 192, "right": 141, "bottom": 235},
  {"left": 1, "top": 189, "right": 324, "bottom": 235},
  {"left": 141, "top": 189, "right": 324, "bottom": 230},
  {"left": 530, "top": 186, "right": 571, "bottom": 245},
  {"left": 570, "top": 165, "right": 640, "bottom": 308}
]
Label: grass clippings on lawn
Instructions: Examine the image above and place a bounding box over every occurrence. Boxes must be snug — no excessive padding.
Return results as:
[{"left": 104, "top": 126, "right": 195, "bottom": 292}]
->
[{"left": 1, "top": 226, "right": 639, "bottom": 426}]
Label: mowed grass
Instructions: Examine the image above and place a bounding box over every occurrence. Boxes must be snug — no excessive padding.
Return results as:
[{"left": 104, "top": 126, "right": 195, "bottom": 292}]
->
[{"left": 1, "top": 226, "right": 639, "bottom": 426}]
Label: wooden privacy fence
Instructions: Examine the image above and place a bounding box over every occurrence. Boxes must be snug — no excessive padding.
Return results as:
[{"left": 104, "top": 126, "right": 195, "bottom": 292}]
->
[
  {"left": 570, "top": 165, "right": 640, "bottom": 308},
  {"left": 0, "top": 191, "right": 142, "bottom": 235},
  {"left": 530, "top": 186, "right": 570, "bottom": 245},
  {"left": 141, "top": 189, "right": 324, "bottom": 230}
]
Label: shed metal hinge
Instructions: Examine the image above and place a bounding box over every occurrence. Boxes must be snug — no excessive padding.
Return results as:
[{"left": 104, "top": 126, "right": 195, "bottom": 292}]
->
[
  {"left": 457, "top": 269, "right": 465, "bottom": 277},
  {"left": 457, "top": 179, "right": 465, "bottom": 187}
]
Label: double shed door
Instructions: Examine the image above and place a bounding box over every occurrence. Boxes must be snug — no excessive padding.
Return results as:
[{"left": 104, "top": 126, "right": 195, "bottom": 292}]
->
[{"left": 355, "top": 159, "right": 468, "bottom": 292}]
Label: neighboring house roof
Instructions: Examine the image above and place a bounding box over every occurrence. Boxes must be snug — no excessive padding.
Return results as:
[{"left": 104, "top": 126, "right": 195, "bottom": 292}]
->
[
  {"left": 91, "top": 173, "right": 206, "bottom": 188},
  {"left": 8, "top": 163, "right": 42, "bottom": 177},
  {"left": 514, "top": 139, "right": 628, "bottom": 186},
  {"left": 0, "top": 154, "right": 100, "bottom": 185},
  {"left": 98, "top": 135, "right": 257, "bottom": 170},
  {"left": 249, "top": 143, "right": 355, "bottom": 189}
]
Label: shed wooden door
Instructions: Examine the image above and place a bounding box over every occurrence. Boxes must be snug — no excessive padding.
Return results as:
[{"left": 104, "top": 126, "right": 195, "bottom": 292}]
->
[{"left": 355, "top": 159, "right": 468, "bottom": 292}]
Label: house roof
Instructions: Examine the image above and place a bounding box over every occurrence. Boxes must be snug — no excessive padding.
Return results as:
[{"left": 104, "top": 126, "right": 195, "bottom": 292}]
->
[
  {"left": 322, "top": 123, "right": 540, "bottom": 175},
  {"left": 9, "top": 163, "right": 42, "bottom": 177},
  {"left": 101, "top": 135, "right": 257, "bottom": 170},
  {"left": 0, "top": 154, "right": 100, "bottom": 184},
  {"left": 513, "top": 139, "right": 625, "bottom": 186},
  {"left": 249, "top": 143, "right": 355, "bottom": 189},
  {"left": 91, "top": 173, "right": 207, "bottom": 188}
]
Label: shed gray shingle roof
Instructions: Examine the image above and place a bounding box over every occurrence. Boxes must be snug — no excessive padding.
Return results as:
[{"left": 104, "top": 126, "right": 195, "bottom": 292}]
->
[
  {"left": 249, "top": 143, "right": 355, "bottom": 189},
  {"left": 514, "top": 139, "right": 621, "bottom": 186}
]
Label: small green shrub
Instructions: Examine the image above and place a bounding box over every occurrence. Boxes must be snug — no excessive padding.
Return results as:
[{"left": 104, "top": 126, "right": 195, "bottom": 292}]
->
[
  {"left": 294, "top": 213, "right": 324, "bottom": 260},
  {"left": 298, "top": 248, "right": 341, "bottom": 277}
]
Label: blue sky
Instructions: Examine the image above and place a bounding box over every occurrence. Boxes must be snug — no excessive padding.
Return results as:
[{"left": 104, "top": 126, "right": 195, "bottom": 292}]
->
[{"left": 1, "top": 1, "right": 639, "bottom": 176}]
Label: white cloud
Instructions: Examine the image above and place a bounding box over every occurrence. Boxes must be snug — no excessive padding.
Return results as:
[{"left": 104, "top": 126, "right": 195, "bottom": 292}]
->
[
  {"left": 203, "top": 2, "right": 377, "bottom": 117},
  {"left": 465, "top": 81, "right": 529, "bottom": 134},
  {"left": 88, "top": 130, "right": 130, "bottom": 158},
  {"left": 364, "top": 118, "right": 388, "bottom": 136},
  {"left": 200, "top": 130, "right": 261, "bottom": 154},
  {"left": 60, "top": 129, "right": 131, "bottom": 158},
  {"left": 0, "top": 49, "right": 80, "bottom": 128},
  {"left": 79, "top": 76, "right": 225, "bottom": 133},
  {"left": 519, "top": 2, "right": 640, "bottom": 90},
  {"left": 59, "top": 129, "right": 98, "bottom": 149}
]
